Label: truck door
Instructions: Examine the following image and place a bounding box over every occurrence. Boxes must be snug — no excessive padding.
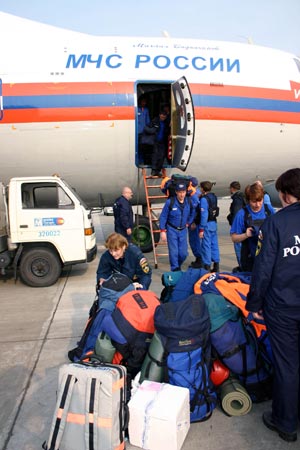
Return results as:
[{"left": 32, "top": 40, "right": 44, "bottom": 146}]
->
[
  {"left": 16, "top": 181, "right": 87, "bottom": 262},
  {"left": 171, "top": 76, "right": 195, "bottom": 171}
]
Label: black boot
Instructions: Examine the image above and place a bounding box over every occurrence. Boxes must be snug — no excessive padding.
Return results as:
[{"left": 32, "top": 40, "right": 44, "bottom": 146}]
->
[
  {"left": 211, "top": 262, "right": 220, "bottom": 273},
  {"left": 190, "top": 257, "right": 203, "bottom": 269},
  {"left": 203, "top": 264, "right": 211, "bottom": 271}
]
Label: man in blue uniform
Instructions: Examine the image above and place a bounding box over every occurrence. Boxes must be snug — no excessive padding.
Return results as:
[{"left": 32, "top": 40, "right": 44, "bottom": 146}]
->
[
  {"left": 113, "top": 186, "right": 134, "bottom": 242},
  {"left": 188, "top": 177, "right": 203, "bottom": 268},
  {"left": 198, "top": 181, "right": 220, "bottom": 272},
  {"left": 160, "top": 183, "right": 195, "bottom": 271},
  {"left": 246, "top": 168, "right": 300, "bottom": 443},
  {"left": 230, "top": 182, "right": 274, "bottom": 271},
  {"left": 97, "top": 232, "right": 152, "bottom": 290}
]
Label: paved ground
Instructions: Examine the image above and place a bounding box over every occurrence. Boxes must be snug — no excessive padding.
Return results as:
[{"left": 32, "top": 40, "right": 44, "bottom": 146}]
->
[{"left": 0, "top": 198, "right": 298, "bottom": 449}]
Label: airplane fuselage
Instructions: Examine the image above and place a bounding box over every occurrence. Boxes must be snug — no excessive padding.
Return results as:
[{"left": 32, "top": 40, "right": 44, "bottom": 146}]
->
[{"left": 1, "top": 12, "right": 300, "bottom": 205}]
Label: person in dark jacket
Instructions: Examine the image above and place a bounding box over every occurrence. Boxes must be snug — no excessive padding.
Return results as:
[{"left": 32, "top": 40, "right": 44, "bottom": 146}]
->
[
  {"left": 246, "top": 168, "right": 300, "bottom": 443},
  {"left": 227, "top": 181, "right": 246, "bottom": 269},
  {"left": 113, "top": 187, "right": 134, "bottom": 241},
  {"left": 160, "top": 183, "right": 195, "bottom": 271},
  {"left": 96, "top": 232, "right": 152, "bottom": 290},
  {"left": 148, "top": 110, "right": 169, "bottom": 176}
]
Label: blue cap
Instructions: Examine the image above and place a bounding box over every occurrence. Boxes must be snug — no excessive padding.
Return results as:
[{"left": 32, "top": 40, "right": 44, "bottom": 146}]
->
[
  {"left": 190, "top": 177, "right": 199, "bottom": 187},
  {"left": 175, "top": 183, "right": 186, "bottom": 191}
]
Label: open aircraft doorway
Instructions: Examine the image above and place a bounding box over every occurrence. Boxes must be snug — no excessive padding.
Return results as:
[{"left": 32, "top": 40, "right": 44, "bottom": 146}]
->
[{"left": 136, "top": 76, "right": 195, "bottom": 172}]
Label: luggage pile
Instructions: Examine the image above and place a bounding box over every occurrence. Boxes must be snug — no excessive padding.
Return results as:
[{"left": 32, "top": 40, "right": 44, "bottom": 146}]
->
[{"left": 43, "top": 269, "right": 273, "bottom": 449}]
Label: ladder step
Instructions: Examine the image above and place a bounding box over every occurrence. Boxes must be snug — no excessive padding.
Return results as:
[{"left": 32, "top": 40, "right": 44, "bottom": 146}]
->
[{"left": 148, "top": 195, "right": 167, "bottom": 200}]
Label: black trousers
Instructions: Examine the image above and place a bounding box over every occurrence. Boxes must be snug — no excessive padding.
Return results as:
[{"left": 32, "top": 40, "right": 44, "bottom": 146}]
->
[
  {"left": 264, "top": 304, "right": 300, "bottom": 433},
  {"left": 151, "top": 141, "right": 166, "bottom": 171}
]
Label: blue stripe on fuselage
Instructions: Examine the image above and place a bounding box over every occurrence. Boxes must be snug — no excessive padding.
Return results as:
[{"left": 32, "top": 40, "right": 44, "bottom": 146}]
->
[{"left": 3, "top": 93, "right": 300, "bottom": 113}]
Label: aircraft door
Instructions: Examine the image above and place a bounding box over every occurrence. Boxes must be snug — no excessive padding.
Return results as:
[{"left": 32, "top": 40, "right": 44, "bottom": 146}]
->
[
  {"left": 0, "top": 79, "right": 3, "bottom": 120},
  {"left": 171, "top": 76, "right": 195, "bottom": 171}
]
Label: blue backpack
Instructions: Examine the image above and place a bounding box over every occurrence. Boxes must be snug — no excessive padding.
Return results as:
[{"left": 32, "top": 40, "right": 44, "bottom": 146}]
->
[
  {"left": 210, "top": 317, "right": 273, "bottom": 402},
  {"left": 154, "top": 294, "right": 217, "bottom": 422}
]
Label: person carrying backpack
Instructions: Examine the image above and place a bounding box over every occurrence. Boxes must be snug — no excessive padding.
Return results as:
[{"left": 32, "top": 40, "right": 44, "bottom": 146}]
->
[
  {"left": 198, "top": 181, "right": 220, "bottom": 272},
  {"left": 230, "top": 183, "right": 274, "bottom": 272},
  {"left": 160, "top": 183, "right": 195, "bottom": 271}
]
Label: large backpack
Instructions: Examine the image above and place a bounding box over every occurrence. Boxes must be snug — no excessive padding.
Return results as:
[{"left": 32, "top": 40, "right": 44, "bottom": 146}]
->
[
  {"left": 195, "top": 272, "right": 273, "bottom": 402},
  {"left": 68, "top": 273, "right": 133, "bottom": 362},
  {"left": 109, "top": 290, "right": 160, "bottom": 379},
  {"left": 205, "top": 193, "right": 219, "bottom": 222},
  {"left": 154, "top": 294, "right": 217, "bottom": 422},
  {"left": 160, "top": 270, "right": 184, "bottom": 303},
  {"left": 160, "top": 173, "right": 194, "bottom": 197}
]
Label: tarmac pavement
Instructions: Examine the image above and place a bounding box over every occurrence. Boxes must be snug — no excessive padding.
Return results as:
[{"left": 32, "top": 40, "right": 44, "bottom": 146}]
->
[{"left": 0, "top": 198, "right": 298, "bottom": 449}]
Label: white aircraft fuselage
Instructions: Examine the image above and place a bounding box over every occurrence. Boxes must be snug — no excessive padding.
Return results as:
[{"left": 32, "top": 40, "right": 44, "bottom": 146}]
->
[{"left": 0, "top": 12, "right": 300, "bottom": 206}]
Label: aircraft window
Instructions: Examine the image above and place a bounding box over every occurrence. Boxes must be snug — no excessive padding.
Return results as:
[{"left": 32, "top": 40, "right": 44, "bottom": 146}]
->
[{"left": 293, "top": 58, "right": 300, "bottom": 73}]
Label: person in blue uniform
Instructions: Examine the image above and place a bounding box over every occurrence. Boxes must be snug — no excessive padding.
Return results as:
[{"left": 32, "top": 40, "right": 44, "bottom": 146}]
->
[
  {"left": 160, "top": 183, "right": 195, "bottom": 271},
  {"left": 198, "top": 181, "right": 220, "bottom": 272},
  {"left": 96, "top": 232, "right": 152, "bottom": 290},
  {"left": 188, "top": 177, "right": 203, "bottom": 268},
  {"left": 227, "top": 181, "right": 246, "bottom": 270},
  {"left": 113, "top": 187, "right": 134, "bottom": 242},
  {"left": 246, "top": 168, "right": 300, "bottom": 443},
  {"left": 230, "top": 182, "right": 274, "bottom": 271}
]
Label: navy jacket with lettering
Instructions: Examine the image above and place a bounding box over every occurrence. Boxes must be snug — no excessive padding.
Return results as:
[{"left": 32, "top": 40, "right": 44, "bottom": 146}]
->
[
  {"left": 246, "top": 202, "right": 300, "bottom": 312},
  {"left": 96, "top": 244, "right": 152, "bottom": 289}
]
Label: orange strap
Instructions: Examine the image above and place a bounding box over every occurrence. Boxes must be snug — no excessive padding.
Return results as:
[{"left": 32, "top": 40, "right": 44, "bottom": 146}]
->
[{"left": 194, "top": 273, "right": 265, "bottom": 338}]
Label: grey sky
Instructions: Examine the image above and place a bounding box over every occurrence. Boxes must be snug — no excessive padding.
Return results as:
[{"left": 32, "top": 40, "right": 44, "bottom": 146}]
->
[{"left": 0, "top": 0, "right": 299, "bottom": 55}]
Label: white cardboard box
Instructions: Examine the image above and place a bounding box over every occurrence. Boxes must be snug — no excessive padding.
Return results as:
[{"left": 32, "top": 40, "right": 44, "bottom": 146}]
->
[{"left": 128, "top": 380, "right": 190, "bottom": 450}]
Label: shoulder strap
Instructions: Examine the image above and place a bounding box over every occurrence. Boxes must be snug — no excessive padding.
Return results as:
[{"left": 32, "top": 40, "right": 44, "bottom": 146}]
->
[
  {"left": 43, "top": 373, "right": 77, "bottom": 450},
  {"left": 243, "top": 206, "right": 251, "bottom": 228},
  {"left": 85, "top": 377, "right": 102, "bottom": 450},
  {"left": 168, "top": 196, "right": 175, "bottom": 211},
  {"left": 264, "top": 204, "right": 271, "bottom": 216}
]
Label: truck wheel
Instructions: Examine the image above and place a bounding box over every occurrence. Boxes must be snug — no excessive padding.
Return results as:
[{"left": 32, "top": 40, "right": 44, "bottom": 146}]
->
[
  {"left": 19, "top": 247, "right": 62, "bottom": 287},
  {"left": 132, "top": 215, "right": 160, "bottom": 253}
]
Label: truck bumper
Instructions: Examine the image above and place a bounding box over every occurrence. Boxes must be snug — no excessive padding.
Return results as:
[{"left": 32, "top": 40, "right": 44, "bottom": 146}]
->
[{"left": 87, "top": 244, "right": 97, "bottom": 262}]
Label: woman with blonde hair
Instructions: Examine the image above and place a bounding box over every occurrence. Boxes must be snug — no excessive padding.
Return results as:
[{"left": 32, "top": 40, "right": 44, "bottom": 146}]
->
[{"left": 96, "top": 232, "right": 152, "bottom": 290}]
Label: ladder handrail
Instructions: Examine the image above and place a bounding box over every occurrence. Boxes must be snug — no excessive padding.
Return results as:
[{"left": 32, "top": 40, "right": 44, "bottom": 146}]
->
[{"left": 142, "top": 168, "right": 168, "bottom": 268}]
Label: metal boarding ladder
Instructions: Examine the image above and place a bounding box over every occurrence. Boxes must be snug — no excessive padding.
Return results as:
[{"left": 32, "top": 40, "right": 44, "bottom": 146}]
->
[{"left": 142, "top": 168, "right": 169, "bottom": 268}]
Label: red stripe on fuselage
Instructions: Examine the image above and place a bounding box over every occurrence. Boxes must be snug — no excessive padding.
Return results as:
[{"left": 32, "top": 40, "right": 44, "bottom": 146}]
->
[
  {"left": 1, "top": 107, "right": 134, "bottom": 123},
  {"left": 3, "top": 82, "right": 135, "bottom": 96}
]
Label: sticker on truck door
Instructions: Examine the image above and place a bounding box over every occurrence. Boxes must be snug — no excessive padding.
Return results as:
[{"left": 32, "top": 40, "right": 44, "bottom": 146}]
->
[{"left": 34, "top": 217, "right": 65, "bottom": 226}]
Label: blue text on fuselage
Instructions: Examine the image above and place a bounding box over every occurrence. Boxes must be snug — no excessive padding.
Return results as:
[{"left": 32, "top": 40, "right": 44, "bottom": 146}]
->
[{"left": 66, "top": 54, "right": 240, "bottom": 72}]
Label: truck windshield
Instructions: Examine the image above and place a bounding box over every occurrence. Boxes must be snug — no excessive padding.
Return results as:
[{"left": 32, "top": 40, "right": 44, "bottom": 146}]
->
[{"left": 61, "top": 179, "right": 89, "bottom": 210}]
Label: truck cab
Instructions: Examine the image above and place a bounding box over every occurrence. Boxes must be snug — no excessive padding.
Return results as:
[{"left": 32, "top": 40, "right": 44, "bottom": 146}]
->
[{"left": 0, "top": 176, "right": 97, "bottom": 287}]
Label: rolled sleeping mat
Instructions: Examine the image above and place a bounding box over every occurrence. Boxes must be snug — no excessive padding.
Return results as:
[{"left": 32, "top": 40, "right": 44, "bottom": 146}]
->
[
  {"left": 139, "top": 331, "right": 165, "bottom": 384},
  {"left": 220, "top": 378, "right": 252, "bottom": 416}
]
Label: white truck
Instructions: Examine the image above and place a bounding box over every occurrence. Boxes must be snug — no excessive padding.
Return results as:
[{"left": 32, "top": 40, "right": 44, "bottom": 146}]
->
[{"left": 0, "top": 176, "right": 97, "bottom": 287}]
